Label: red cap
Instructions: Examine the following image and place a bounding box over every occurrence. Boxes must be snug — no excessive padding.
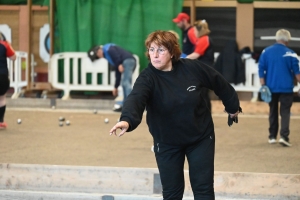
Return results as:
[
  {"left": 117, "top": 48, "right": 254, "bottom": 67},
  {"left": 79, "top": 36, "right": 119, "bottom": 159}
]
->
[{"left": 172, "top": 13, "right": 190, "bottom": 23}]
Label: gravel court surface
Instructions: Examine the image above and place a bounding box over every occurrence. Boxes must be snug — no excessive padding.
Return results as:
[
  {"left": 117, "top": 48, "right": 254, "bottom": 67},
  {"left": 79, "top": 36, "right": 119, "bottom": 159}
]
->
[{"left": 0, "top": 108, "right": 300, "bottom": 174}]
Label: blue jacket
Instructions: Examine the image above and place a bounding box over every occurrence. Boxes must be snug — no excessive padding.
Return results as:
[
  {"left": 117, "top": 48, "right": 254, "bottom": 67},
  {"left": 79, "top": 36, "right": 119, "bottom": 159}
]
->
[
  {"left": 258, "top": 43, "right": 300, "bottom": 93},
  {"left": 102, "top": 44, "right": 135, "bottom": 88}
]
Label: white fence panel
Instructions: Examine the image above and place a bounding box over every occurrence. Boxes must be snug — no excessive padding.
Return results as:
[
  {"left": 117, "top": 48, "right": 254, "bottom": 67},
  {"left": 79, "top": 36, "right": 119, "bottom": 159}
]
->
[
  {"left": 8, "top": 51, "right": 35, "bottom": 98},
  {"left": 48, "top": 52, "right": 298, "bottom": 101},
  {"left": 48, "top": 52, "right": 140, "bottom": 100},
  {"left": 7, "top": 51, "right": 29, "bottom": 99},
  {"left": 225, "top": 54, "right": 300, "bottom": 101}
]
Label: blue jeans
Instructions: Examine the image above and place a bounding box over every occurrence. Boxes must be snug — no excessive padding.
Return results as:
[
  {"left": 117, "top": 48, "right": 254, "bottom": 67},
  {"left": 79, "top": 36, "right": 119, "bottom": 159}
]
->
[{"left": 121, "top": 58, "right": 136, "bottom": 103}]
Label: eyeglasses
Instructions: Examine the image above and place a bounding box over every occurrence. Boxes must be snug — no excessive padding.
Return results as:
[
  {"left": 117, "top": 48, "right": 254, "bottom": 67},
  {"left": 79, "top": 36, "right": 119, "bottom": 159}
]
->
[{"left": 148, "top": 47, "right": 167, "bottom": 55}]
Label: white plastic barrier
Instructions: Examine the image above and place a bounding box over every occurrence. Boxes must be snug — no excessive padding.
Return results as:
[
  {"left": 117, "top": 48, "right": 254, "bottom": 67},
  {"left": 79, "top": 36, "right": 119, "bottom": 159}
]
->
[
  {"left": 231, "top": 54, "right": 261, "bottom": 101},
  {"left": 217, "top": 53, "right": 300, "bottom": 101},
  {"left": 7, "top": 51, "right": 35, "bottom": 99},
  {"left": 48, "top": 52, "right": 140, "bottom": 100},
  {"left": 48, "top": 52, "right": 299, "bottom": 101}
]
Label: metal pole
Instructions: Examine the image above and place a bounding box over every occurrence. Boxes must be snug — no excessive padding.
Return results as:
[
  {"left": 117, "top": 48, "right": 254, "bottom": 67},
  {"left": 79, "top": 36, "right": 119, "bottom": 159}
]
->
[
  {"left": 27, "top": 0, "right": 32, "bottom": 89},
  {"left": 50, "top": 0, "right": 55, "bottom": 57},
  {"left": 191, "top": 0, "right": 196, "bottom": 25}
]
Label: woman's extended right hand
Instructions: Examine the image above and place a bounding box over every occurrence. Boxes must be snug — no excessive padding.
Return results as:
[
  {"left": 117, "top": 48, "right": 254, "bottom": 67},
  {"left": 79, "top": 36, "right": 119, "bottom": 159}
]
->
[{"left": 109, "top": 121, "right": 129, "bottom": 137}]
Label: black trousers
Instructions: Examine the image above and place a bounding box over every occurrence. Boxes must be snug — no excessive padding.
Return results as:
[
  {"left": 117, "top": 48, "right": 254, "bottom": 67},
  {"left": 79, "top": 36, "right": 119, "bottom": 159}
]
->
[
  {"left": 0, "top": 74, "right": 10, "bottom": 96},
  {"left": 153, "top": 134, "right": 215, "bottom": 200},
  {"left": 268, "top": 93, "right": 293, "bottom": 140}
]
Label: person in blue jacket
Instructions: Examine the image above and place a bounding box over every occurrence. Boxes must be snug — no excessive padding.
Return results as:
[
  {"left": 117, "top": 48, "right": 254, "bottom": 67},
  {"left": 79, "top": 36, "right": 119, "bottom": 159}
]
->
[
  {"left": 88, "top": 44, "right": 136, "bottom": 112},
  {"left": 258, "top": 29, "right": 300, "bottom": 147},
  {"left": 109, "top": 30, "right": 241, "bottom": 200}
]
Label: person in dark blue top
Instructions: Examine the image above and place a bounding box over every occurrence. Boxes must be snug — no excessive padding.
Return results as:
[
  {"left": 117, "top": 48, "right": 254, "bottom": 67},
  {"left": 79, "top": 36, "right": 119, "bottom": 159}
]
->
[
  {"left": 258, "top": 29, "right": 300, "bottom": 147},
  {"left": 88, "top": 44, "right": 136, "bottom": 112},
  {"left": 0, "top": 32, "right": 16, "bottom": 129}
]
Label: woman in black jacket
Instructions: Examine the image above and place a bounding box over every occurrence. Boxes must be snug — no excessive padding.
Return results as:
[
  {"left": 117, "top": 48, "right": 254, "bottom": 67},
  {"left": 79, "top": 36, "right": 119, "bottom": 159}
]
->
[{"left": 109, "top": 30, "right": 241, "bottom": 200}]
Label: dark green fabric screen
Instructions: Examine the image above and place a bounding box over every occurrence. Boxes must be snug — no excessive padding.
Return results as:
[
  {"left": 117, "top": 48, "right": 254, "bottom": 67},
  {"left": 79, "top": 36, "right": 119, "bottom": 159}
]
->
[{"left": 55, "top": 0, "right": 183, "bottom": 71}]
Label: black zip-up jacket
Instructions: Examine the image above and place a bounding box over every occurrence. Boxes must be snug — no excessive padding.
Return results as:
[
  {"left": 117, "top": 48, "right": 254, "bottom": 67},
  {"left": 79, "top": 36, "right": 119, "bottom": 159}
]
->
[{"left": 120, "top": 59, "right": 240, "bottom": 145}]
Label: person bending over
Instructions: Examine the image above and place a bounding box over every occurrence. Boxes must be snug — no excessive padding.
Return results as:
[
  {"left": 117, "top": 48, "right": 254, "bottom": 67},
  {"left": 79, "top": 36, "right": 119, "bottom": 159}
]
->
[{"left": 88, "top": 44, "right": 136, "bottom": 112}]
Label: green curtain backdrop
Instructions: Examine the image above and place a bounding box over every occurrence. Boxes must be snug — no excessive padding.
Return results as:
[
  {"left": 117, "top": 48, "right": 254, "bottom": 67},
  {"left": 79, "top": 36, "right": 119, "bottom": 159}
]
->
[{"left": 55, "top": 0, "right": 183, "bottom": 70}]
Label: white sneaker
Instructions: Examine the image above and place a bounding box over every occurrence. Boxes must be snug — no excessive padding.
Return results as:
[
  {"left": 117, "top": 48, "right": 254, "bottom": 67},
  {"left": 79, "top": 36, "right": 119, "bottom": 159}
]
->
[
  {"left": 279, "top": 138, "right": 292, "bottom": 147},
  {"left": 268, "top": 138, "right": 276, "bottom": 144}
]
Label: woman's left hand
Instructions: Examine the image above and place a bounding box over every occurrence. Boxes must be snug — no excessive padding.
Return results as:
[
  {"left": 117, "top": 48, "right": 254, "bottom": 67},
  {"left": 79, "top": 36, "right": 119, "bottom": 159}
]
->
[
  {"left": 226, "top": 107, "right": 242, "bottom": 127},
  {"left": 227, "top": 107, "right": 242, "bottom": 118},
  {"left": 229, "top": 111, "right": 239, "bottom": 118}
]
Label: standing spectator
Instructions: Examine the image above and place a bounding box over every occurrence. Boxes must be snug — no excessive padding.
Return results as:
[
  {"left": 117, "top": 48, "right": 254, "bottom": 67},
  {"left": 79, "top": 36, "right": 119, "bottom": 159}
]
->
[
  {"left": 173, "top": 12, "right": 197, "bottom": 57},
  {"left": 88, "top": 44, "right": 136, "bottom": 112},
  {"left": 0, "top": 32, "right": 16, "bottom": 129},
  {"left": 109, "top": 30, "right": 241, "bottom": 199},
  {"left": 258, "top": 29, "right": 300, "bottom": 147},
  {"left": 187, "top": 19, "right": 215, "bottom": 111}
]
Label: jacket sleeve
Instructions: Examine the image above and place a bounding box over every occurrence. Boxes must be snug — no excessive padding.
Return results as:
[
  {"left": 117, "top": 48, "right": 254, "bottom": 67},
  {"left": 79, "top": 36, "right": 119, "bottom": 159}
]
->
[
  {"left": 114, "top": 69, "right": 121, "bottom": 89},
  {"left": 119, "top": 69, "right": 152, "bottom": 132},
  {"left": 291, "top": 53, "right": 300, "bottom": 75},
  {"left": 258, "top": 50, "right": 266, "bottom": 78},
  {"left": 108, "top": 47, "right": 122, "bottom": 88},
  {"left": 189, "top": 59, "right": 240, "bottom": 114}
]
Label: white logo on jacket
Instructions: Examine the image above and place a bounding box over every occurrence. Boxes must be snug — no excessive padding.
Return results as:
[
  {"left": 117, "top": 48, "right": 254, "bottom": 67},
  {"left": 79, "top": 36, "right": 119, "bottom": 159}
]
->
[
  {"left": 283, "top": 51, "right": 298, "bottom": 58},
  {"left": 283, "top": 51, "right": 300, "bottom": 70},
  {"left": 187, "top": 86, "right": 196, "bottom": 92}
]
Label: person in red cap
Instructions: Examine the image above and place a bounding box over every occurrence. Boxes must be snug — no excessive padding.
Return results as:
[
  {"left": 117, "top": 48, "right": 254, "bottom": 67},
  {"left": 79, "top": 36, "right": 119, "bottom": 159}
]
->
[{"left": 172, "top": 12, "right": 197, "bottom": 57}]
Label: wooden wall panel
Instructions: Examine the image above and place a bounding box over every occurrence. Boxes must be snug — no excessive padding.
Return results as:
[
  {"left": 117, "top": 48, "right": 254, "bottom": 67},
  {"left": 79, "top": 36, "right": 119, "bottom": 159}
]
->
[
  {"left": 236, "top": 3, "right": 254, "bottom": 51},
  {"left": 182, "top": 0, "right": 300, "bottom": 52},
  {"left": 32, "top": 9, "right": 49, "bottom": 71},
  {"left": 0, "top": 6, "right": 48, "bottom": 75},
  {"left": 0, "top": 9, "right": 20, "bottom": 50}
]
